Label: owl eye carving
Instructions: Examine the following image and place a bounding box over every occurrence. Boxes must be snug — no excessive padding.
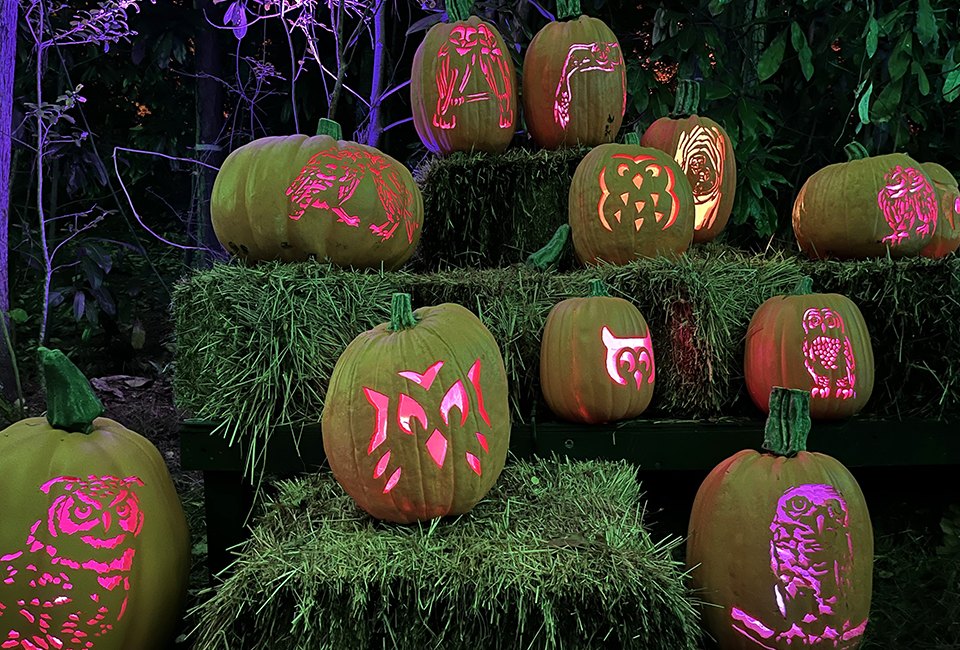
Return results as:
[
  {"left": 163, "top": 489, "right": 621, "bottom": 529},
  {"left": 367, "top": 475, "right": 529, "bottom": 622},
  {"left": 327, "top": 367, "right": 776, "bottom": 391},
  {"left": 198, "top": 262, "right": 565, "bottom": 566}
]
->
[{"left": 601, "top": 326, "right": 655, "bottom": 389}]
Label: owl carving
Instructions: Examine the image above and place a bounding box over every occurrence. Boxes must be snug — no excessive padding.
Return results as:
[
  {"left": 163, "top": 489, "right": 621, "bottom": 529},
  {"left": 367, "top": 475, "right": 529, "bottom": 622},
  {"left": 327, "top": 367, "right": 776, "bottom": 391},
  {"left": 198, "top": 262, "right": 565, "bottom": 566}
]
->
[
  {"left": 802, "top": 308, "right": 856, "bottom": 400},
  {"left": 1, "top": 475, "right": 144, "bottom": 650},
  {"left": 601, "top": 326, "right": 655, "bottom": 389},
  {"left": 877, "top": 165, "right": 938, "bottom": 245}
]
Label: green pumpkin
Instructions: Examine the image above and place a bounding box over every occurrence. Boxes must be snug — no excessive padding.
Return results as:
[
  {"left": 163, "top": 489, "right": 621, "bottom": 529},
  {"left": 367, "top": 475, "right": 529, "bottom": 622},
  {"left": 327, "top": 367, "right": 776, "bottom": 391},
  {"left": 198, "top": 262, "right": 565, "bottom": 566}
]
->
[
  {"left": 0, "top": 349, "right": 190, "bottom": 650},
  {"left": 322, "top": 293, "right": 510, "bottom": 523}
]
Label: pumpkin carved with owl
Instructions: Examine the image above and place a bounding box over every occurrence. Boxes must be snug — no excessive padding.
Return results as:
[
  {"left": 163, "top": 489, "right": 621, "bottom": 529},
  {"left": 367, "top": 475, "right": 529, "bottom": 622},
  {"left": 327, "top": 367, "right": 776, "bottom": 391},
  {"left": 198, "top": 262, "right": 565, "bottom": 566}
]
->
[{"left": 0, "top": 349, "right": 189, "bottom": 650}]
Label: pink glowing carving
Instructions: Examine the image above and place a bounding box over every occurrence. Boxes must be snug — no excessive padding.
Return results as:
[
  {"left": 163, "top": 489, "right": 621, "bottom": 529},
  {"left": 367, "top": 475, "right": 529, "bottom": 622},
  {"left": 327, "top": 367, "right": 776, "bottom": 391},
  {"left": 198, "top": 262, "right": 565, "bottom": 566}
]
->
[
  {"left": 285, "top": 147, "right": 419, "bottom": 243},
  {"left": 433, "top": 24, "right": 513, "bottom": 130},
  {"left": 553, "top": 42, "right": 624, "bottom": 129},
  {"left": 601, "top": 326, "right": 655, "bottom": 388},
  {"left": 801, "top": 309, "right": 857, "bottom": 400},
  {"left": 877, "top": 166, "right": 938, "bottom": 245},
  {"left": 729, "top": 484, "right": 867, "bottom": 648},
  {"left": 360, "top": 359, "right": 495, "bottom": 492},
  {"left": 675, "top": 124, "right": 726, "bottom": 232},
  {"left": 955, "top": 197, "right": 960, "bottom": 216},
  {"left": 598, "top": 155, "right": 681, "bottom": 232},
  {"left": 1, "top": 475, "right": 145, "bottom": 650}
]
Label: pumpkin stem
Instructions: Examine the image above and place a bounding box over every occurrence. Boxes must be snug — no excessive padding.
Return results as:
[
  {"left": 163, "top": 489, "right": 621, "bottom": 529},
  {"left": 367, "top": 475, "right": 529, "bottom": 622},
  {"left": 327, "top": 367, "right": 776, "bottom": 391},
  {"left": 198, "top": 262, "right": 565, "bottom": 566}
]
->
[
  {"left": 624, "top": 132, "right": 641, "bottom": 145},
  {"left": 793, "top": 276, "right": 814, "bottom": 295},
  {"left": 388, "top": 293, "right": 419, "bottom": 331},
  {"left": 446, "top": 0, "right": 472, "bottom": 22},
  {"left": 762, "top": 387, "right": 811, "bottom": 457},
  {"left": 587, "top": 279, "right": 610, "bottom": 297},
  {"left": 844, "top": 142, "right": 870, "bottom": 161},
  {"left": 670, "top": 80, "right": 701, "bottom": 119},
  {"left": 316, "top": 118, "right": 343, "bottom": 139},
  {"left": 526, "top": 224, "right": 570, "bottom": 270},
  {"left": 39, "top": 347, "right": 104, "bottom": 434},
  {"left": 556, "top": 0, "right": 581, "bottom": 20}
]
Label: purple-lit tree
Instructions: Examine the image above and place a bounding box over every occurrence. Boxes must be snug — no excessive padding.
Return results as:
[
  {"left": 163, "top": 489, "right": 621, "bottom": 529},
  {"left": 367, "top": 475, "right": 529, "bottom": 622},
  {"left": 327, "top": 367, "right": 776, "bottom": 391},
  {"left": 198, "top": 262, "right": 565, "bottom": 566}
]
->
[{"left": 0, "top": 0, "right": 17, "bottom": 400}]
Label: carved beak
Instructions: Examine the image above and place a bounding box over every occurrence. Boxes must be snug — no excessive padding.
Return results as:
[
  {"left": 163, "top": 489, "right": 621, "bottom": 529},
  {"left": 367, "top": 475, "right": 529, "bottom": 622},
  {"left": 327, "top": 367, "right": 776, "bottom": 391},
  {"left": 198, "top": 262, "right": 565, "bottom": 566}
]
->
[{"left": 101, "top": 511, "right": 112, "bottom": 532}]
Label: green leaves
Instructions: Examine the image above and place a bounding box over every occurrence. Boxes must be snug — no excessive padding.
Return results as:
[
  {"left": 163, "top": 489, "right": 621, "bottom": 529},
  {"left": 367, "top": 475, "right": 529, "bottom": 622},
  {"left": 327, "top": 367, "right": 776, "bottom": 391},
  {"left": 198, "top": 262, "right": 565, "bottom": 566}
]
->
[
  {"left": 858, "top": 82, "right": 873, "bottom": 124},
  {"left": 944, "top": 48, "right": 960, "bottom": 103},
  {"left": 758, "top": 29, "right": 788, "bottom": 82},
  {"left": 914, "top": 0, "right": 937, "bottom": 47},
  {"left": 865, "top": 16, "right": 879, "bottom": 59},
  {"left": 791, "top": 22, "right": 814, "bottom": 81},
  {"left": 888, "top": 33, "right": 914, "bottom": 82}
]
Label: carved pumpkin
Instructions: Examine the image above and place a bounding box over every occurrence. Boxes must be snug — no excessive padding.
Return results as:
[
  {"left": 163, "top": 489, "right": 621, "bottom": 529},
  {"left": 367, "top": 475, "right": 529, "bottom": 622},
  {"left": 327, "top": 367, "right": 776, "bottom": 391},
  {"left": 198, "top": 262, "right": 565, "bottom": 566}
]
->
[
  {"left": 744, "top": 278, "right": 874, "bottom": 420},
  {"left": 569, "top": 133, "right": 695, "bottom": 264},
  {"left": 540, "top": 279, "right": 654, "bottom": 423},
  {"left": 640, "top": 80, "right": 737, "bottom": 243},
  {"left": 687, "top": 388, "right": 874, "bottom": 650},
  {"left": 0, "top": 349, "right": 190, "bottom": 650},
  {"left": 919, "top": 162, "right": 960, "bottom": 258},
  {"left": 211, "top": 119, "right": 423, "bottom": 268},
  {"left": 522, "top": 0, "right": 626, "bottom": 149},
  {"left": 322, "top": 293, "right": 510, "bottom": 523},
  {"left": 410, "top": 0, "right": 517, "bottom": 154},
  {"left": 793, "top": 143, "right": 937, "bottom": 259}
]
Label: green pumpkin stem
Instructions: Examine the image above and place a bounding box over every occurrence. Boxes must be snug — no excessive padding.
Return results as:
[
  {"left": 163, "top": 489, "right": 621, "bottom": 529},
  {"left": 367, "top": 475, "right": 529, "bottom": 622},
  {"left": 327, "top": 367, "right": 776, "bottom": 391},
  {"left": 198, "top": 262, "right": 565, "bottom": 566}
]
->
[
  {"left": 39, "top": 347, "right": 103, "bottom": 434},
  {"left": 556, "top": 0, "right": 581, "bottom": 20},
  {"left": 389, "top": 293, "right": 418, "bottom": 331},
  {"left": 793, "top": 276, "right": 814, "bottom": 295},
  {"left": 844, "top": 142, "right": 870, "bottom": 161},
  {"left": 588, "top": 279, "right": 610, "bottom": 297},
  {"left": 525, "top": 224, "right": 571, "bottom": 270},
  {"left": 624, "top": 132, "right": 641, "bottom": 145},
  {"left": 762, "top": 387, "right": 811, "bottom": 457},
  {"left": 670, "top": 80, "right": 701, "bottom": 119},
  {"left": 316, "top": 118, "right": 343, "bottom": 139},
  {"left": 446, "top": 0, "right": 472, "bottom": 22}
]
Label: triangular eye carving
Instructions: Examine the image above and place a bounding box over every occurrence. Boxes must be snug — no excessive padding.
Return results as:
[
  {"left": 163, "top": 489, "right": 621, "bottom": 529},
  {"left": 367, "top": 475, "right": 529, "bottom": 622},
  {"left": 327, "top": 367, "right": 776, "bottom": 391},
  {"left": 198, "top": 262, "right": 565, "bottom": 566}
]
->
[
  {"left": 398, "top": 361, "right": 444, "bottom": 390},
  {"left": 397, "top": 393, "right": 428, "bottom": 435},
  {"left": 440, "top": 380, "right": 469, "bottom": 426}
]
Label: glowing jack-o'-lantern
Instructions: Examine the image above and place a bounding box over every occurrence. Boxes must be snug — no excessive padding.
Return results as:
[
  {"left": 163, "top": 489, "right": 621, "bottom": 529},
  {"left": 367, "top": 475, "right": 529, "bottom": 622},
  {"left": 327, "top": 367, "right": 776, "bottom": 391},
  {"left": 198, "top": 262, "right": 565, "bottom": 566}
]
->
[
  {"left": 569, "top": 133, "right": 695, "bottom": 265},
  {"left": 640, "top": 80, "right": 737, "bottom": 243},
  {"left": 793, "top": 142, "right": 937, "bottom": 259},
  {"left": 522, "top": 0, "right": 626, "bottom": 149},
  {"left": 540, "top": 279, "right": 655, "bottom": 423},
  {"left": 919, "top": 162, "right": 960, "bottom": 258},
  {"left": 211, "top": 118, "right": 423, "bottom": 268},
  {"left": 410, "top": 0, "right": 517, "bottom": 154},
  {"left": 687, "top": 387, "right": 873, "bottom": 650},
  {"left": 322, "top": 293, "right": 510, "bottom": 523},
  {"left": 744, "top": 277, "right": 874, "bottom": 420},
  {"left": 0, "top": 348, "right": 189, "bottom": 650}
]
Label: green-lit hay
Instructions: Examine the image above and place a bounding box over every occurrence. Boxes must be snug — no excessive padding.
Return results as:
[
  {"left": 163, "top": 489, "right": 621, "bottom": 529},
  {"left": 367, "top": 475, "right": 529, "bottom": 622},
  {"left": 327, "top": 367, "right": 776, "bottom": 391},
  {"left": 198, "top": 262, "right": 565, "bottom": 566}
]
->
[
  {"left": 188, "top": 458, "right": 701, "bottom": 650},
  {"left": 412, "top": 148, "right": 588, "bottom": 270}
]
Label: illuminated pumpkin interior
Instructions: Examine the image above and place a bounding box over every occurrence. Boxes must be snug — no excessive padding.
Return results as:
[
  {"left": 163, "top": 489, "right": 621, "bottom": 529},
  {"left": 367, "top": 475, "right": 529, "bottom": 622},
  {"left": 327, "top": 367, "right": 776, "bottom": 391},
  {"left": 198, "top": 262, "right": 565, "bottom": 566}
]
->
[
  {"left": 674, "top": 124, "right": 726, "bottom": 232},
  {"left": 597, "top": 154, "right": 681, "bottom": 233},
  {"left": 553, "top": 41, "right": 624, "bottom": 129},
  {"left": 876, "top": 165, "right": 938, "bottom": 245},
  {"left": 801, "top": 307, "right": 857, "bottom": 401},
  {"left": 601, "top": 325, "right": 655, "bottom": 388}
]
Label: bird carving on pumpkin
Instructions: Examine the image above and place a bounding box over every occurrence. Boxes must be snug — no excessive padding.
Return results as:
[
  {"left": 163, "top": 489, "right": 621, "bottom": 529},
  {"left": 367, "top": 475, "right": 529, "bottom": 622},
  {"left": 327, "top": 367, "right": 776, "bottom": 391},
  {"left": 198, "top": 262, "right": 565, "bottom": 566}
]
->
[
  {"left": 801, "top": 308, "right": 857, "bottom": 400},
  {"left": 0, "top": 475, "right": 144, "bottom": 650},
  {"left": 877, "top": 165, "right": 938, "bottom": 245}
]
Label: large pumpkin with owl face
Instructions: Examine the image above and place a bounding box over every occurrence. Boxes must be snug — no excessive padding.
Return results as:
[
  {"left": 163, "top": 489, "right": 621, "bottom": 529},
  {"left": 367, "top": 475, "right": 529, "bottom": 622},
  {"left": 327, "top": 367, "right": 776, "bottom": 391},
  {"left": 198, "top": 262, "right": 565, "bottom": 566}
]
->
[
  {"left": 0, "top": 349, "right": 190, "bottom": 650},
  {"left": 569, "top": 133, "right": 695, "bottom": 264},
  {"left": 322, "top": 293, "right": 510, "bottom": 523},
  {"left": 211, "top": 119, "right": 423, "bottom": 268}
]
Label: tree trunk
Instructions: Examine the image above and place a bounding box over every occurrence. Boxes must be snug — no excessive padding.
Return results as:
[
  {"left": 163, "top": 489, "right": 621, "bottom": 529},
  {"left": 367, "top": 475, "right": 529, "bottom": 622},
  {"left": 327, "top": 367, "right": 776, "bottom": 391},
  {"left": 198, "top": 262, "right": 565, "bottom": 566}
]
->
[
  {"left": 0, "top": 0, "right": 18, "bottom": 401},
  {"left": 364, "top": 0, "right": 387, "bottom": 147},
  {"left": 189, "top": 0, "right": 227, "bottom": 268}
]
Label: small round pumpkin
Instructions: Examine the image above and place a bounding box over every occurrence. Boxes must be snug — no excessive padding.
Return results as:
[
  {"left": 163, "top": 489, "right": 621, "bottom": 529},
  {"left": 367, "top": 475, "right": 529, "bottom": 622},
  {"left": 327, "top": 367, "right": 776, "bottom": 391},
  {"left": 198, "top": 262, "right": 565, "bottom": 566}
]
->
[
  {"left": 640, "top": 80, "right": 737, "bottom": 243},
  {"left": 522, "top": 0, "right": 626, "bottom": 149},
  {"left": 0, "top": 349, "right": 190, "bottom": 650},
  {"left": 687, "top": 388, "right": 874, "bottom": 650},
  {"left": 569, "top": 133, "right": 695, "bottom": 265},
  {"left": 919, "top": 162, "right": 960, "bottom": 258},
  {"left": 322, "top": 293, "right": 510, "bottom": 523},
  {"left": 744, "top": 277, "right": 874, "bottom": 420},
  {"left": 211, "top": 119, "right": 423, "bottom": 268},
  {"left": 793, "top": 142, "right": 938, "bottom": 259},
  {"left": 410, "top": 0, "right": 517, "bottom": 154},
  {"left": 540, "top": 279, "right": 655, "bottom": 423}
]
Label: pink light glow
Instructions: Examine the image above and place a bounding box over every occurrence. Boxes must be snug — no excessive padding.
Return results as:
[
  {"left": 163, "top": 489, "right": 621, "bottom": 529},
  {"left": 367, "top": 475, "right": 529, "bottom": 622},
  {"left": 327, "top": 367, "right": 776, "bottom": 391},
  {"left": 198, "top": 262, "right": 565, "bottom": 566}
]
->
[
  {"left": 1, "top": 476, "right": 145, "bottom": 649},
  {"left": 374, "top": 451, "right": 391, "bottom": 479},
  {"left": 382, "top": 467, "right": 402, "bottom": 494},
  {"left": 363, "top": 387, "right": 390, "bottom": 454},
  {"left": 467, "top": 360, "right": 491, "bottom": 427},
  {"left": 476, "top": 432, "right": 489, "bottom": 453},
  {"left": 601, "top": 326, "right": 655, "bottom": 388},
  {"left": 432, "top": 24, "right": 513, "bottom": 131},
  {"left": 284, "top": 148, "right": 419, "bottom": 244},
  {"left": 399, "top": 361, "right": 444, "bottom": 390},
  {"left": 729, "top": 483, "right": 866, "bottom": 648},
  {"left": 425, "top": 430, "right": 449, "bottom": 468},
  {"left": 877, "top": 166, "right": 938, "bottom": 245},
  {"left": 801, "top": 309, "right": 857, "bottom": 400},
  {"left": 397, "top": 393, "right": 428, "bottom": 435},
  {"left": 597, "top": 155, "right": 681, "bottom": 233},
  {"left": 955, "top": 197, "right": 960, "bottom": 215},
  {"left": 465, "top": 452, "right": 482, "bottom": 476},
  {"left": 552, "top": 42, "right": 624, "bottom": 129},
  {"left": 675, "top": 124, "right": 726, "bottom": 232},
  {"left": 440, "top": 381, "right": 469, "bottom": 426}
]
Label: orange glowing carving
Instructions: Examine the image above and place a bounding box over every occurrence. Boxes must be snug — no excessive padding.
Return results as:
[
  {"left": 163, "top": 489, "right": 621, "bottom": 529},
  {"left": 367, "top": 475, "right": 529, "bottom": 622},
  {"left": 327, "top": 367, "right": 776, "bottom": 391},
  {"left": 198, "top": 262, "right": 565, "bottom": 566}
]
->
[
  {"left": 876, "top": 166, "right": 938, "bottom": 245},
  {"left": 554, "top": 42, "right": 624, "bottom": 129},
  {"left": 802, "top": 308, "right": 857, "bottom": 400},
  {"left": 285, "top": 148, "right": 420, "bottom": 244},
  {"left": 601, "top": 326, "right": 655, "bottom": 388},
  {"left": 675, "top": 124, "right": 725, "bottom": 232},
  {"left": 433, "top": 24, "right": 513, "bottom": 130},
  {"left": 597, "top": 154, "right": 681, "bottom": 232}
]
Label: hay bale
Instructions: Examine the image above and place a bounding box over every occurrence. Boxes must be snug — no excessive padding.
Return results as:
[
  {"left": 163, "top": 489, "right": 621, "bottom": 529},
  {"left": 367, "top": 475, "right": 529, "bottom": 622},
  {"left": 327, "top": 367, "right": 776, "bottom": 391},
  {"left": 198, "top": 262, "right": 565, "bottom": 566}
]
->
[{"left": 188, "top": 458, "right": 702, "bottom": 650}]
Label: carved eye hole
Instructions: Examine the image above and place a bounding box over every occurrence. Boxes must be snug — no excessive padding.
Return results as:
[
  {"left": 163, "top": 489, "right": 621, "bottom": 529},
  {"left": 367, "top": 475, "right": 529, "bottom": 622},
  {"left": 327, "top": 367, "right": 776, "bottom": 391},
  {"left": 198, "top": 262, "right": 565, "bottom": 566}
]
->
[
  {"left": 74, "top": 505, "right": 92, "bottom": 519},
  {"left": 787, "top": 496, "right": 809, "bottom": 515},
  {"left": 805, "top": 312, "right": 821, "bottom": 329},
  {"left": 116, "top": 504, "right": 130, "bottom": 518},
  {"left": 825, "top": 499, "right": 844, "bottom": 523},
  {"left": 823, "top": 312, "right": 838, "bottom": 329}
]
